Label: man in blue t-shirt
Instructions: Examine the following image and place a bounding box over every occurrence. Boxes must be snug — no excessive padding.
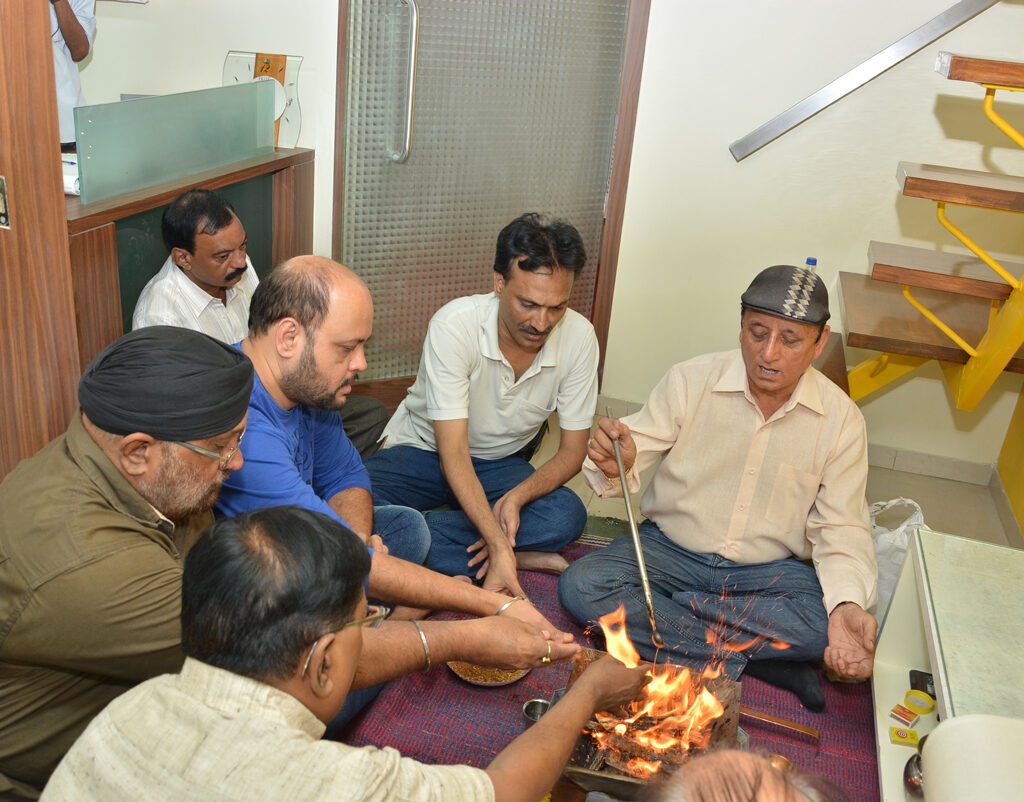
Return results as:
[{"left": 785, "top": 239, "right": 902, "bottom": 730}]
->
[
  {"left": 215, "top": 256, "right": 428, "bottom": 565},
  {"left": 216, "top": 256, "right": 577, "bottom": 729}
]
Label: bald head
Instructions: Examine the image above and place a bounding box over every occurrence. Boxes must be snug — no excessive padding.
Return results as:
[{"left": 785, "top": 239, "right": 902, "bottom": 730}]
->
[
  {"left": 248, "top": 256, "right": 371, "bottom": 339},
  {"left": 244, "top": 256, "right": 374, "bottom": 411}
]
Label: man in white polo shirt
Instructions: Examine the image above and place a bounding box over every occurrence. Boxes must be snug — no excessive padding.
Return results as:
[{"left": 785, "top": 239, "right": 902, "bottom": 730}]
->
[
  {"left": 133, "top": 189, "right": 387, "bottom": 458},
  {"left": 366, "top": 214, "right": 598, "bottom": 598}
]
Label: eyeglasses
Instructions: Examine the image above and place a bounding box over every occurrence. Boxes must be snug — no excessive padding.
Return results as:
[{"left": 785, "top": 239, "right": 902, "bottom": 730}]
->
[
  {"left": 343, "top": 604, "right": 391, "bottom": 631},
  {"left": 301, "top": 604, "right": 392, "bottom": 677},
  {"left": 175, "top": 431, "right": 244, "bottom": 467}
]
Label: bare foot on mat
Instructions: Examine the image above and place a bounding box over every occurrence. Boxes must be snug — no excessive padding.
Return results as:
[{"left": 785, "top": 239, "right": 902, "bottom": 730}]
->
[{"left": 516, "top": 552, "right": 569, "bottom": 576}]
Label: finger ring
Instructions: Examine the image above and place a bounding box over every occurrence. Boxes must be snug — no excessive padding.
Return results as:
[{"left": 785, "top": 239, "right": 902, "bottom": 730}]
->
[{"left": 541, "top": 641, "right": 551, "bottom": 665}]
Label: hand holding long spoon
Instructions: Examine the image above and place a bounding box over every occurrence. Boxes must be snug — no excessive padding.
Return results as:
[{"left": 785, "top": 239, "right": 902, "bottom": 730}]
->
[{"left": 605, "top": 407, "right": 665, "bottom": 649}]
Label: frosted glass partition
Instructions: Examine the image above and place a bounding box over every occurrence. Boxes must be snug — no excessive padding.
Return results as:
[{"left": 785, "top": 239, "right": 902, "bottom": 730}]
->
[
  {"left": 75, "top": 82, "right": 275, "bottom": 204},
  {"left": 342, "top": 0, "right": 628, "bottom": 379}
]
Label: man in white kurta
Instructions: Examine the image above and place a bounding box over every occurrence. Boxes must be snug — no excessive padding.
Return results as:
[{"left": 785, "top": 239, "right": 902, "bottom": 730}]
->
[{"left": 43, "top": 506, "right": 646, "bottom": 802}]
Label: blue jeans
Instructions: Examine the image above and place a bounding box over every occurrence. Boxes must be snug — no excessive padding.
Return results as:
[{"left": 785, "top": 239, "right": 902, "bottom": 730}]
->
[
  {"left": 372, "top": 504, "right": 430, "bottom": 566},
  {"left": 558, "top": 522, "right": 829, "bottom": 679},
  {"left": 366, "top": 445, "right": 586, "bottom": 578}
]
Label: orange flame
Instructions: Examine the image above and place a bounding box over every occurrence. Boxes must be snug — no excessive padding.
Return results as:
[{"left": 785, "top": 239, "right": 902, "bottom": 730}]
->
[
  {"left": 625, "top": 757, "right": 663, "bottom": 779},
  {"left": 593, "top": 605, "right": 728, "bottom": 778},
  {"left": 598, "top": 605, "right": 641, "bottom": 668}
]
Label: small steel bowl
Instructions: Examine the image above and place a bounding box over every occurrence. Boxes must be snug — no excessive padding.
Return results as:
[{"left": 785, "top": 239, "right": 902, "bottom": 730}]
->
[
  {"left": 522, "top": 698, "right": 550, "bottom": 722},
  {"left": 769, "top": 754, "right": 794, "bottom": 772}
]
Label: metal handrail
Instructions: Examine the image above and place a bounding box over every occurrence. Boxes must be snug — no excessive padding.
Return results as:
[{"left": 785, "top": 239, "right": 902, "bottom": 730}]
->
[{"left": 390, "top": 0, "right": 420, "bottom": 163}]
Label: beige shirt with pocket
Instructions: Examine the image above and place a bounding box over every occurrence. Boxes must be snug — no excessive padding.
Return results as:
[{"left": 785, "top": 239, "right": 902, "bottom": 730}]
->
[{"left": 583, "top": 349, "right": 877, "bottom": 615}]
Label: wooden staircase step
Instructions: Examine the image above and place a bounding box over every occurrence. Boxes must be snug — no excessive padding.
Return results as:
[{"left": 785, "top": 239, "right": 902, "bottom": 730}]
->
[
  {"left": 936, "top": 52, "right": 1024, "bottom": 88},
  {"left": 868, "top": 241, "right": 1016, "bottom": 301},
  {"left": 898, "top": 162, "right": 1024, "bottom": 212},
  {"left": 839, "top": 271, "right": 1024, "bottom": 372}
]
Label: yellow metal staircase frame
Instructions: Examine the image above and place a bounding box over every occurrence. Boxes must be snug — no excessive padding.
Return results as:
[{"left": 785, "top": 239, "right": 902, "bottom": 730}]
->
[{"left": 848, "top": 83, "right": 1024, "bottom": 410}]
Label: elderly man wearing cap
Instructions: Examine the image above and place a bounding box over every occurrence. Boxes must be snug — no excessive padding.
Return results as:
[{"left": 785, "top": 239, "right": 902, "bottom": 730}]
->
[
  {"left": 559, "top": 265, "right": 878, "bottom": 711},
  {"left": 0, "top": 327, "right": 252, "bottom": 797}
]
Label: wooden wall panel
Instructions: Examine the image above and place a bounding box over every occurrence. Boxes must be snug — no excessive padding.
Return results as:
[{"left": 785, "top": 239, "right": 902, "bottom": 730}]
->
[
  {"left": 0, "top": 1, "right": 81, "bottom": 477},
  {"left": 349, "top": 376, "right": 415, "bottom": 417},
  {"left": 69, "top": 224, "right": 122, "bottom": 370},
  {"left": 272, "top": 159, "right": 315, "bottom": 265}
]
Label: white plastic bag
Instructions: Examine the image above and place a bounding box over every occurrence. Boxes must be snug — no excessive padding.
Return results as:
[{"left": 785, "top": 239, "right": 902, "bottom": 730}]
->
[{"left": 870, "top": 497, "right": 926, "bottom": 624}]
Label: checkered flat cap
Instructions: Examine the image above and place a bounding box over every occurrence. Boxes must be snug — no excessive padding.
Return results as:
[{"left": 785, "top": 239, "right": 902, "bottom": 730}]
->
[{"left": 741, "top": 264, "right": 830, "bottom": 326}]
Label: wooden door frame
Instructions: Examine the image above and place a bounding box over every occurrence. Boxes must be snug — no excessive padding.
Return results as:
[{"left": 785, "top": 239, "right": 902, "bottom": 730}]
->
[
  {"left": 0, "top": 1, "right": 82, "bottom": 477},
  {"left": 332, "top": 0, "right": 651, "bottom": 390}
]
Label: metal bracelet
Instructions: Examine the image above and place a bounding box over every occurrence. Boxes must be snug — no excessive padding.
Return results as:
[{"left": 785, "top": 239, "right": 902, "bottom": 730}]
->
[
  {"left": 495, "top": 595, "right": 525, "bottom": 616},
  {"left": 411, "top": 620, "right": 430, "bottom": 670}
]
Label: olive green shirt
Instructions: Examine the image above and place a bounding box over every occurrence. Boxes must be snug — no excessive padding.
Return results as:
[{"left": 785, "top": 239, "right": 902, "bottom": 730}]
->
[{"left": 0, "top": 411, "right": 208, "bottom": 797}]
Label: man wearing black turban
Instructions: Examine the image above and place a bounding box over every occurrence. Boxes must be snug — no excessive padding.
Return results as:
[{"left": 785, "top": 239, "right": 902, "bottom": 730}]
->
[{"left": 0, "top": 326, "right": 252, "bottom": 797}]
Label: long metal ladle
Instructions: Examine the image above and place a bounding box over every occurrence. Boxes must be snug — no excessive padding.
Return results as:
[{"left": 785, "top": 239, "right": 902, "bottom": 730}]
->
[{"left": 605, "top": 408, "right": 665, "bottom": 648}]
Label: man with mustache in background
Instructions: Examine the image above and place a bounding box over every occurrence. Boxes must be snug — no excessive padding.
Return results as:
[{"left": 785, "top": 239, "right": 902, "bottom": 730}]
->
[
  {"left": 133, "top": 189, "right": 261, "bottom": 344},
  {"left": 365, "top": 213, "right": 598, "bottom": 599},
  {"left": 132, "top": 189, "right": 387, "bottom": 459}
]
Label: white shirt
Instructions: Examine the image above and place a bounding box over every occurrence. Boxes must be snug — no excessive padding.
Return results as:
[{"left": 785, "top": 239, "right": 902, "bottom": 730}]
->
[
  {"left": 42, "top": 658, "right": 494, "bottom": 802},
  {"left": 382, "top": 293, "right": 599, "bottom": 459},
  {"left": 132, "top": 254, "right": 259, "bottom": 344},
  {"left": 583, "top": 350, "right": 878, "bottom": 614},
  {"left": 51, "top": 0, "right": 96, "bottom": 143}
]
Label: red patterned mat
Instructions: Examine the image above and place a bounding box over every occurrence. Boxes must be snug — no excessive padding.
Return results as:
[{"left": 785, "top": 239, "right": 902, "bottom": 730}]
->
[{"left": 342, "top": 542, "right": 879, "bottom": 801}]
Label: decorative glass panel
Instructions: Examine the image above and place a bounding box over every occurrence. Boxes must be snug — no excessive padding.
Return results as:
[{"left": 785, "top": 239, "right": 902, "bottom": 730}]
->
[{"left": 75, "top": 82, "right": 275, "bottom": 204}]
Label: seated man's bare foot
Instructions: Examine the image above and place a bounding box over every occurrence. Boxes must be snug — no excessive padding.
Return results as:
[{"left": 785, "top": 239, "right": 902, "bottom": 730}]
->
[
  {"left": 516, "top": 551, "right": 569, "bottom": 576},
  {"left": 388, "top": 605, "right": 432, "bottom": 620}
]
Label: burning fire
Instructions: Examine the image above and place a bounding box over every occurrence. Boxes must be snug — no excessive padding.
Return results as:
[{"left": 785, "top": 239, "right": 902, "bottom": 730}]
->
[{"left": 593, "top": 606, "right": 727, "bottom": 779}]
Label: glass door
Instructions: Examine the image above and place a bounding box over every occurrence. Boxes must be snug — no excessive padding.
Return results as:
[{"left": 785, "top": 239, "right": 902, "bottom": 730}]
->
[{"left": 340, "top": 0, "right": 630, "bottom": 379}]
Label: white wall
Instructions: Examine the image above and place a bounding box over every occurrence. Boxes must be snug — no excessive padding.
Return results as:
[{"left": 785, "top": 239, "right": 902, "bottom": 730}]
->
[
  {"left": 606, "top": 0, "right": 1024, "bottom": 464},
  {"left": 81, "top": 0, "right": 1024, "bottom": 464},
  {"left": 80, "top": 0, "right": 339, "bottom": 255}
]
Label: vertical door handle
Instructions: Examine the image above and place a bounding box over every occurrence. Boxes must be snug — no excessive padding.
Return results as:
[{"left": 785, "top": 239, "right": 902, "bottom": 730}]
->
[{"left": 390, "top": 0, "right": 420, "bottom": 163}]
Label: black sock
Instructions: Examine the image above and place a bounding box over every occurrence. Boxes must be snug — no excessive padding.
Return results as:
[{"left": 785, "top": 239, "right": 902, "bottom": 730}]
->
[{"left": 743, "top": 659, "right": 826, "bottom": 712}]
